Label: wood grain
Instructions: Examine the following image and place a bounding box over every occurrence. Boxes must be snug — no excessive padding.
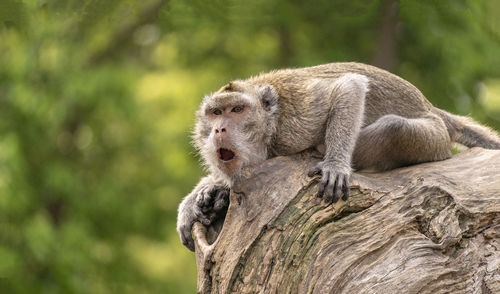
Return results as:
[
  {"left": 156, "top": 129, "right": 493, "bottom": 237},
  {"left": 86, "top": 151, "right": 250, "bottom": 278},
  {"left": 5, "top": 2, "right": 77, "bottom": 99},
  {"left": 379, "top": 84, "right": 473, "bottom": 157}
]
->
[{"left": 193, "top": 148, "right": 500, "bottom": 294}]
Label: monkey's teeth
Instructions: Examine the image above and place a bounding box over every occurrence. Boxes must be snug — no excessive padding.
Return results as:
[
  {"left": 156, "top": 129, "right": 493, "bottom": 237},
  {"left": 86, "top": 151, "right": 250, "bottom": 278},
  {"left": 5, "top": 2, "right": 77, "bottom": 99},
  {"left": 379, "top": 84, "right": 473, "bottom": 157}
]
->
[{"left": 218, "top": 148, "right": 235, "bottom": 162}]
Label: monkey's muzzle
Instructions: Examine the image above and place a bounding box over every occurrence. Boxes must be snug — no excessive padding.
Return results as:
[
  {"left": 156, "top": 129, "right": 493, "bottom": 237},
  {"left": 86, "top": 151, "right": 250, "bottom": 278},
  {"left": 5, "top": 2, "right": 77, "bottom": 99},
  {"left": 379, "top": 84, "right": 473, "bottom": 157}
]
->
[{"left": 217, "top": 148, "right": 235, "bottom": 162}]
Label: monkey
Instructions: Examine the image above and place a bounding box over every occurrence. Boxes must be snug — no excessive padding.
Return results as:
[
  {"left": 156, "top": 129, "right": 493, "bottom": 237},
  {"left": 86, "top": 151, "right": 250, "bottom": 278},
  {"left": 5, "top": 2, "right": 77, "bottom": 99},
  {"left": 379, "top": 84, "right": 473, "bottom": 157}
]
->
[{"left": 177, "top": 62, "right": 500, "bottom": 251}]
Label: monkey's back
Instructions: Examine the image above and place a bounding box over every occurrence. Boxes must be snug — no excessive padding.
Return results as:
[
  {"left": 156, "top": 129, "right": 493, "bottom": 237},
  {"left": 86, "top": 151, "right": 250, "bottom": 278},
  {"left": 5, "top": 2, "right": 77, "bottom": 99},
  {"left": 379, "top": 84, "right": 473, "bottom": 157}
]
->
[{"left": 249, "top": 62, "right": 434, "bottom": 126}]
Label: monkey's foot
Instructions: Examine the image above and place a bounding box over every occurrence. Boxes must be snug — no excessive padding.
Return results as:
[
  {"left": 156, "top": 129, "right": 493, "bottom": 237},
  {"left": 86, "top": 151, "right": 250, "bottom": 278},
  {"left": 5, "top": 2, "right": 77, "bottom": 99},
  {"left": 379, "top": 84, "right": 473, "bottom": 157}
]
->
[
  {"left": 195, "top": 185, "right": 230, "bottom": 225},
  {"left": 308, "top": 162, "right": 351, "bottom": 203}
]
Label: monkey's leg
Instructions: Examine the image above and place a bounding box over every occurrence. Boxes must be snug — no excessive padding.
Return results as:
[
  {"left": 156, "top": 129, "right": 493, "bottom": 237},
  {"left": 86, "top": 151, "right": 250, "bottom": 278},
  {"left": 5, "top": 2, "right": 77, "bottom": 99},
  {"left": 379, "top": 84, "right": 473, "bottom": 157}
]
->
[
  {"left": 353, "top": 114, "right": 452, "bottom": 171},
  {"left": 308, "top": 73, "right": 369, "bottom": 203}
]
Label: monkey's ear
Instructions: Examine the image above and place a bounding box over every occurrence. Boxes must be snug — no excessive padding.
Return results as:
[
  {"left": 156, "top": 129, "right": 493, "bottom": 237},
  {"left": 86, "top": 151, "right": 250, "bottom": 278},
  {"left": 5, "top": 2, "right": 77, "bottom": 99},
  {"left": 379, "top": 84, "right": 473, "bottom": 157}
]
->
[
  {"left": 219, "top": 82, "right": 234, "bottom": 92},
  {"left": 217, "top": 81, "right": 247, "bottom": 93},
  {"left": 258, "top": 85, "right": 279, "bottom": 113}
]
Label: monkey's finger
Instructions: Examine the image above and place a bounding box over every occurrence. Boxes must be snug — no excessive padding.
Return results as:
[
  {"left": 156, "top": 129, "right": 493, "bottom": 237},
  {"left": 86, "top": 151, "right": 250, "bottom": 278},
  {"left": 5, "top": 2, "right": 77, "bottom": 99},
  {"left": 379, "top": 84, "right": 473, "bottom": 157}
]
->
[
  {"left": 195, "top": 192, "right": 204, "bottom": 207},
  {"left": 194, "top": 209, "right": 212, "bottom": 226},
  {"left": 316, "top": 171, "right": 329, "bottom": 198},
  {"left": 213, "top": 201, "right": 227, "bottom": 212},
  {"left": 199, "top": 216, "right": 212, "bottom": 226},
  {"left": 214, "top": 191, "right": 229, "bottom": 211},
  {"left": 215, "top": 189, "right": 229, "bottom": 201},
  {"left": 209, "top": 187, "right": 219, "bottom": 198},
  {"left": 332, "top": 175, "right": 342, "bottom": 203},
  {"left": 324, "top": 172, "right": 336, "bottom": 202},
  {"left": 181, "top": 230, "right": 195, "bottom": 252},
  {"left": 207, "top": 211, "right": 218, "bottom": 223},
  {"left": 195, "top": 186, "right": 211, "bottom": 208},
  {"left": 308, "top": 165, "right": 322, "bottom": 177},
  {"left": 200, "top": 205, "right": 213, "bottom": 214},
  {"left": 342, "top": 177, "right": 350, "bottom": 201},
  {"left": 203, "top": 190, "right": 214, "bottom": 207}
]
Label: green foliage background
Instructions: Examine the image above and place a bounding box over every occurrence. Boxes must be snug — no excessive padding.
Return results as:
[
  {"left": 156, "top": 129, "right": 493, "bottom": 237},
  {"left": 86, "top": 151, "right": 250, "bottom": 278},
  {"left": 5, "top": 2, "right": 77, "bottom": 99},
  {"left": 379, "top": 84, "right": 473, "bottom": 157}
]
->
[{"left": 0, "top": 0, "right": 499, "bottom": 293}]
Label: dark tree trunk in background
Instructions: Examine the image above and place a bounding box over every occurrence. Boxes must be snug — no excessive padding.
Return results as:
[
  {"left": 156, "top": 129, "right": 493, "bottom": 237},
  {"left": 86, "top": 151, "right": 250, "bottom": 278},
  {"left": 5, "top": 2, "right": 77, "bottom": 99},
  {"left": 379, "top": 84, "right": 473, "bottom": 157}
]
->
[
  {"left": 372, "top": 0, "right": 399, "bottom": 71},
  {"left": 193, "top": 148, "right": 500, "bottom": 293},
  {"left": 277, "top": 25, "right": 293, "bottom": 67}
]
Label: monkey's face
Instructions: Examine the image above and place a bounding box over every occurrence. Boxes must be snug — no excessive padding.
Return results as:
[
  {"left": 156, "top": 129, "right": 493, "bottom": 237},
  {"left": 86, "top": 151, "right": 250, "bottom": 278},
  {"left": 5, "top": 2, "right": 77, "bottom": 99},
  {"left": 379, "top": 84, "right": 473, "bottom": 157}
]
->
[{"left": 194, "top": 82, "right": 279, "bottom": 184}]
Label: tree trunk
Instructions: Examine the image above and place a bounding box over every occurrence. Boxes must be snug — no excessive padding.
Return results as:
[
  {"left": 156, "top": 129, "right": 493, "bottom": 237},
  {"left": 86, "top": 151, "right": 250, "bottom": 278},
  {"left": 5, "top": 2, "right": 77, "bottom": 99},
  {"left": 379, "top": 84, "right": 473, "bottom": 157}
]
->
[
  {"left": 193, "top": 148, "right": 500, "bottom": 294},
  {"left": 371, "top": 0, "right": 399, "bottom": 71}
]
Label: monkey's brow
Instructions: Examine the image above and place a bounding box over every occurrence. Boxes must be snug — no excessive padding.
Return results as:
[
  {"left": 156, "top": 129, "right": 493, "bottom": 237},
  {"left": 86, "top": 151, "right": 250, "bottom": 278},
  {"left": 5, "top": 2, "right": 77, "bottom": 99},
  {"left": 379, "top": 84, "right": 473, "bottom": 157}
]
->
[{"left": 204, "top": 94, "right": 252, "bottom": 109}]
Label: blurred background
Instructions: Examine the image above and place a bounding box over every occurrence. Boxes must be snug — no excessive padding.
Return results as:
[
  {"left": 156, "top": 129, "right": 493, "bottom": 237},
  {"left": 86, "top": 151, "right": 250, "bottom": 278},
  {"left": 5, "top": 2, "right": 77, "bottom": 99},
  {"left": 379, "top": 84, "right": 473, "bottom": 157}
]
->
[{"left": 0, "top": 0, "right": 499, "bottom": 293}]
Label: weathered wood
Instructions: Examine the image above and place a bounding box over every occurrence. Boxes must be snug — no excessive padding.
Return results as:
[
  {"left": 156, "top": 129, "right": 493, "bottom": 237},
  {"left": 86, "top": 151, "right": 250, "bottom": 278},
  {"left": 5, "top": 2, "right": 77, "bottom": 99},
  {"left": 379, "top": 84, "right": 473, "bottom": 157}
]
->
[{"left": 193, "top": 148, "right": 500, "bottom": 294}]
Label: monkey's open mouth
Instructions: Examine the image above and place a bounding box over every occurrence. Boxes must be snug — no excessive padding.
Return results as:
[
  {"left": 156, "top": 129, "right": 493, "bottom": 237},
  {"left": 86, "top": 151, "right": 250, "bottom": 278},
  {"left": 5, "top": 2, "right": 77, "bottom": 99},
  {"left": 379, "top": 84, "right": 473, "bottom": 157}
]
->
[{"left": 217, "top": 148, "right": 235, "bottom": 162}]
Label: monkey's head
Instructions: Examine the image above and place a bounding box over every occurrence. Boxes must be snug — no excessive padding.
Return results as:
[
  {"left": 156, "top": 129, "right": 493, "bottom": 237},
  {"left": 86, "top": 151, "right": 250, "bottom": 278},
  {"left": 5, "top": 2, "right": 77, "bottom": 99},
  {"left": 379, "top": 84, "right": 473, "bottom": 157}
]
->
[{"left": 194, "top": 81, "right": 279, "bottom": 185}]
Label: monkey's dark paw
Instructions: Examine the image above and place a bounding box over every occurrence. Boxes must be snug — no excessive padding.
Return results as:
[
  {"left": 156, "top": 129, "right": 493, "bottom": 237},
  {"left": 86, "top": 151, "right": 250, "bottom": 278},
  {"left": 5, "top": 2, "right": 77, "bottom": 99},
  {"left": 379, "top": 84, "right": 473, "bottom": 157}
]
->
[
  {"left": 195, "top": 185, "right": 230, "bottom": 225},
  {"left": 308, "top": 162, "right": 351, "bottom": 203}
]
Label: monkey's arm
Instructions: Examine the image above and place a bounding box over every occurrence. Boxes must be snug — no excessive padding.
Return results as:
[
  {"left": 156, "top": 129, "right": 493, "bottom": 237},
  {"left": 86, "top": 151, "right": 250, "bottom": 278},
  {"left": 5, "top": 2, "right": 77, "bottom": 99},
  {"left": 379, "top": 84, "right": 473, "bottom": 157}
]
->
[
  {"left": 176, "top": 175, "right": 229, "bottom": 251},
  {"left": 308, "top": 73, "right": 369, "bottom": 202}
]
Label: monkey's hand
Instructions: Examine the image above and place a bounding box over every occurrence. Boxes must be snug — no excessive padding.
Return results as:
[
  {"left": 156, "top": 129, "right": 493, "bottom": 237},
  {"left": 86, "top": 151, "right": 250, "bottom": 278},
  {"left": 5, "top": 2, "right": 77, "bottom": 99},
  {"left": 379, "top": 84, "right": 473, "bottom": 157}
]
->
[
  {"left": 308, "top": 161, "right": 351, "bottom": 203},
  {"left": 195, "top": 185, "right": 230, "bottom": 224},
  {"left": 177, "top": 185, "right": 229, "bottom": 251}
]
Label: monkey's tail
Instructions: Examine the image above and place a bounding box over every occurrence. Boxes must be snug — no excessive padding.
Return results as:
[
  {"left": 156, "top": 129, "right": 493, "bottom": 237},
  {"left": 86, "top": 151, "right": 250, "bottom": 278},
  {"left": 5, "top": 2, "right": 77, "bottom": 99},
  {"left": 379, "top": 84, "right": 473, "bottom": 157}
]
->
[{"left": 433, "top": 108, "right": 500, "bottom": 149}]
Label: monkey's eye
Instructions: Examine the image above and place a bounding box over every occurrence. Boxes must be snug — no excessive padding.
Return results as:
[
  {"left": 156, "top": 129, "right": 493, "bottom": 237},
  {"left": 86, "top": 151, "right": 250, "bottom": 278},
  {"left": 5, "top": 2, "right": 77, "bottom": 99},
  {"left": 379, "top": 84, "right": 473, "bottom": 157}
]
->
[
  {"left": 213, "top": 109, "right": 223, "bottom": 115},
  {"left": 231, "top": 106, "right": 244, "bottom": 113}
]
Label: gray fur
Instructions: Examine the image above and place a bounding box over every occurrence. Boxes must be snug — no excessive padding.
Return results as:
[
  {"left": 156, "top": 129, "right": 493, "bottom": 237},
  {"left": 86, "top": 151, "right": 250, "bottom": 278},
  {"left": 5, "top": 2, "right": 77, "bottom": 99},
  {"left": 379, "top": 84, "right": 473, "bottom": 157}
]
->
[{"left": 177, "top": 62, "right": 500, "bottom": 251}]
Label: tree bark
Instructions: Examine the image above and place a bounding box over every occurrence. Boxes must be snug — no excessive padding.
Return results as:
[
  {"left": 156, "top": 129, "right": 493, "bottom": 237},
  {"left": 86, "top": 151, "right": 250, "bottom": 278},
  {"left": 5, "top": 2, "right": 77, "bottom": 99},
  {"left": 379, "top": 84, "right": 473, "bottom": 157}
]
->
[{"left": 193, "top": 148, "right": 500, "bottom": 294}]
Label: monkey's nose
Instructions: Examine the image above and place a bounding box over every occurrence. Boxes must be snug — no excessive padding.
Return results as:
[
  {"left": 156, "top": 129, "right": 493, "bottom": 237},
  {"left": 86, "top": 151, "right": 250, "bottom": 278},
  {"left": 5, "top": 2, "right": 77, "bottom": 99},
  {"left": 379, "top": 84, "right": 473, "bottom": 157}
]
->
[{"left": 215, "top": 128, "right": 226, "bottom": 134}]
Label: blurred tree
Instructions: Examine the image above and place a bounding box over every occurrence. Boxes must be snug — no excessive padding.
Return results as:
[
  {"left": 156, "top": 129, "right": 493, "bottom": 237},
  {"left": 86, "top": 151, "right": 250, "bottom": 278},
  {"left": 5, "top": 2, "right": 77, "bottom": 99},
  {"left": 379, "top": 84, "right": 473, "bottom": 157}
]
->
[
  {"left": 0, "top": 0, "right": 198, "bottom": 293},
  {"left": 0, "top": 0, "right": 499, "bottom": 293}
]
